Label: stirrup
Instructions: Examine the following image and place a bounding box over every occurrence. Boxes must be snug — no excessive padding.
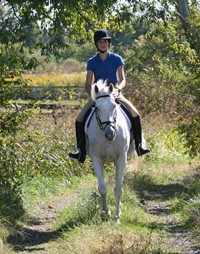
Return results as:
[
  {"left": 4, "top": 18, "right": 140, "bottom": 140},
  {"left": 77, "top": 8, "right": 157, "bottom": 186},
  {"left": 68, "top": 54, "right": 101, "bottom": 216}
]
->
[
  {"left": 137, "top": 144, "right": 151, "bottom": 157},
  {"left": 69, "top": 148, "right": 81, "bottom": 161}
]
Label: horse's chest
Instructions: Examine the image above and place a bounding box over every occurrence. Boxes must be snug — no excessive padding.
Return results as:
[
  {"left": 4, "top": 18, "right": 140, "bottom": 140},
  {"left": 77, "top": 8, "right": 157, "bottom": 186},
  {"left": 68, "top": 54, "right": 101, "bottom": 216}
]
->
[
  {"left": 102, "top": 142, "right": 118, "bottom": 156},
  {"left": 89, "top": 137, "right": 121, "bottom": 159}
]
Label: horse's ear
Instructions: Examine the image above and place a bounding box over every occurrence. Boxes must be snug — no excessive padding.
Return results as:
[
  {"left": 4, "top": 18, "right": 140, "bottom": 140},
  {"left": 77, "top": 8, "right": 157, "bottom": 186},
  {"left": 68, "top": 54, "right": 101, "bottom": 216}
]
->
[
  {"left": 95, "top": 85, "right": 99, "bottom": 94},
  {"left": 109, "top": 83, "right": 113, "bottom": 93}
]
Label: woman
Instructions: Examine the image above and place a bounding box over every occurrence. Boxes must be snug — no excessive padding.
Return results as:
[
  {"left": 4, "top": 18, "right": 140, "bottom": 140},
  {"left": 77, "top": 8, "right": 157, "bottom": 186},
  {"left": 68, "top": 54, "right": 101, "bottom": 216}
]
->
[{"left": 69, "top": 29, "right": 150, "bottom": 163}]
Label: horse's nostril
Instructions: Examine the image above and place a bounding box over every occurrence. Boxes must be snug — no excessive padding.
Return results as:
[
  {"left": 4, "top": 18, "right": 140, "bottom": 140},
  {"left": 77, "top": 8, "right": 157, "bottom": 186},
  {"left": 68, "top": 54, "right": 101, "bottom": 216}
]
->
[
  {"left": 105, "top": 126, "right": 116, "bottom": 141},
  {"left": 106, "top": 133, "right": 114, "bottom": 140}
]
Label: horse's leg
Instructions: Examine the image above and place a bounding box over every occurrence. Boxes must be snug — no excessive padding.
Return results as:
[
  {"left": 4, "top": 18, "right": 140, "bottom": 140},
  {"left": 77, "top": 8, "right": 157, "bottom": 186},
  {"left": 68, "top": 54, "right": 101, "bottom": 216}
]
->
[
  {"left": 92, "top": 156, "right": 111, "bottom": 220},
  {"left": 114, "top": 155, "right": 126, "bottom": 223}
]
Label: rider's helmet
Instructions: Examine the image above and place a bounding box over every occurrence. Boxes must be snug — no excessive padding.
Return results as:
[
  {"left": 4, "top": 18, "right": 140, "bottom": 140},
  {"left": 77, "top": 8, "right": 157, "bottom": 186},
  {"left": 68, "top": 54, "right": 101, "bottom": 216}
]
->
[
  {"left": 94, "top": 29, "right": 111, "bottom": 52},
  {"left": 94, "top": 29, "right": 112, "bottom": 42}
]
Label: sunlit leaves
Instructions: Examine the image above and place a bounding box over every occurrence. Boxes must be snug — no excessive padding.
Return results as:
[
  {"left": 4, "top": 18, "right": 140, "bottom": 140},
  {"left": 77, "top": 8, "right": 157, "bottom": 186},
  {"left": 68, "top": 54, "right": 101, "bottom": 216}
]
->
[{"left": 124, "top": 3, "right": 199, "bottom": 157}]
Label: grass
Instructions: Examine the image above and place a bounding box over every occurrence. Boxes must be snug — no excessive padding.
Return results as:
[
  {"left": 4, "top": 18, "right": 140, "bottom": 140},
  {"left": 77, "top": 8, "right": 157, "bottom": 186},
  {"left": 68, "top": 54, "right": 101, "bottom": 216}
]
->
[
  {"left": 2, "top": 160, "right": 199, "bottom": 253},
  {"left": 0, "top": 109, "right": 199, "bottom": 253},
  {"left": 17, "top": 173, "right": 166, "bottom": 253},
  {"left": 8, "top": 160, "right": 198, "bottom": 253}
]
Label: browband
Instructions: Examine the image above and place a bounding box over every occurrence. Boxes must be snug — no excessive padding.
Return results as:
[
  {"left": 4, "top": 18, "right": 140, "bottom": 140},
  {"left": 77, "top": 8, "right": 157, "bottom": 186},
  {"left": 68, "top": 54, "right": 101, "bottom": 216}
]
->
[{"left": 96, "top": 94, "right": 110, "bottom": 100}]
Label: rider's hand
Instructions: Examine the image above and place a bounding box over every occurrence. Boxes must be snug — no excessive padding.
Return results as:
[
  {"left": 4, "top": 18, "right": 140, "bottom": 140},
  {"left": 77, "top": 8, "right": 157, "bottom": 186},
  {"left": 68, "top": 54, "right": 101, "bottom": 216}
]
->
[{"left": 113, "top": 88, "right": 120, "bottom": 99}]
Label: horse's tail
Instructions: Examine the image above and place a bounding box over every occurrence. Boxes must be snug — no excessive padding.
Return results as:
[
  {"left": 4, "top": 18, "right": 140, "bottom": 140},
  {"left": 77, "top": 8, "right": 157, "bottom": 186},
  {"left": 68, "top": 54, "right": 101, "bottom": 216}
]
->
[
  {"left": 127, "top": 137, "right": 147, "bottom": 172},
  {"left": 127, "top": 152, "right": 144, "bottom": 172}
]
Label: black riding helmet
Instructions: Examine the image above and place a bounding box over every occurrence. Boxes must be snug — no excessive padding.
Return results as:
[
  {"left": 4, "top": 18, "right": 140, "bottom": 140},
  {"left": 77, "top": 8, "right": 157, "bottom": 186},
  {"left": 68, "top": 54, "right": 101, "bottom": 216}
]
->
[
  {"left": 94, "top": 29, "right": 111, "bottom": 53},
  {"left": 94, "top": 29, "right": 112, "bottom": 41}
]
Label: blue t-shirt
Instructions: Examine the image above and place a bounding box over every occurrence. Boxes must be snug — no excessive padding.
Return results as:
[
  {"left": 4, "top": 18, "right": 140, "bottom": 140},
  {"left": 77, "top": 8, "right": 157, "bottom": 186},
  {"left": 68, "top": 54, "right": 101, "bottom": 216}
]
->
[{"left": 87, "top": 52, "right": 124, "bottom": 83}]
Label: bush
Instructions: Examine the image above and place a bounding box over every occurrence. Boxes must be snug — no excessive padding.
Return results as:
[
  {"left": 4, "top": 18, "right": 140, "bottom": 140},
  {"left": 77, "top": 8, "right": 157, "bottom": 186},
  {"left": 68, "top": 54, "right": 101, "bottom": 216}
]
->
[
  {"left": 59, "top": 42, "right": 97, "bottom": 62},
  {"left": 0, "top": 109, "right": 94, "bottom": 203}
]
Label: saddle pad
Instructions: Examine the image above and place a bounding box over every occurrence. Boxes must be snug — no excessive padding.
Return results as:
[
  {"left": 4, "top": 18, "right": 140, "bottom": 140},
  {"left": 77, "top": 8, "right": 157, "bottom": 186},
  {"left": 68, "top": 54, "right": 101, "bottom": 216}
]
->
[
  {"left": 84, "top": 107, "right": 95, "bottom": 135},
  {"left": 84, "top": 105, "right": 131, "bottom": 135}
]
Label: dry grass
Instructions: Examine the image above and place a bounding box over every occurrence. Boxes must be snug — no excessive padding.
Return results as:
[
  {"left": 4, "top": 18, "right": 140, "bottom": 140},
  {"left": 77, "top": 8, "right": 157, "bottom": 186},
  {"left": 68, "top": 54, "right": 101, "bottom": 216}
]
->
[
  {"left": 0, "top": 239, "right": 3, "bottom": 250},
  {"left": 61, "top": 225, "right": 159, "bottom": 254}
]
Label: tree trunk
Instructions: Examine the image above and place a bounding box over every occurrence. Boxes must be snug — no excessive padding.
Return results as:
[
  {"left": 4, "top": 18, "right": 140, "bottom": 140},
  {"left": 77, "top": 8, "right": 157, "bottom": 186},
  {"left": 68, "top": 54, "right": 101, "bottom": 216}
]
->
[{"left": 175, "top": 0, "right": 200, "bottom": 49}]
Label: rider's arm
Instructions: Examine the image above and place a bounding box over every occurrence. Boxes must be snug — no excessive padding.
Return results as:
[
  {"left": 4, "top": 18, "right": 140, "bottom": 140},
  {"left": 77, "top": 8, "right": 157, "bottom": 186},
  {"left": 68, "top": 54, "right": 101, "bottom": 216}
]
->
[
  {"left": 117, "top": 65, "right": 126, "bottom": 92},
  {"left": 85, "top": 70, "right": 93, "bottom": 96}
]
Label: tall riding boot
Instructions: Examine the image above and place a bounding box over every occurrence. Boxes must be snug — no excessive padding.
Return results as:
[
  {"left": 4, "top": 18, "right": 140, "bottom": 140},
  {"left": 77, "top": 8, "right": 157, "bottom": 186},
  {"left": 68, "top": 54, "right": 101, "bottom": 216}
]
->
[
  {"left": 132, "top": 115, "right": 150, "bottom": 156},
  {"left": 69, "top": 121, "right": 86, "bottom": 163}
]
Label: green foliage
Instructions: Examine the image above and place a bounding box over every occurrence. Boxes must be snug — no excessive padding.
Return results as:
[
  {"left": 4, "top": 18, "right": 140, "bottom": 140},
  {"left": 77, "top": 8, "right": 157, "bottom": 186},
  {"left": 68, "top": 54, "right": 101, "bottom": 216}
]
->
[
  {"left": 59, "top": 42, "right": 97, "bottom": 63},
  {"left": 0, "top": 45, "right": 35, "bottom": 203},
  {"left": 0, "top": 1, "right": 200, "bottom": 238},
  {"left": 0, "top": 45, "right": 32, "bottom": 133},
  {"left": 0, "top": 110, "right": 92, "bottom": 202},
  {"left": 0, "top": 0, "right": 133, "bottom": 203},
  {"left": 146, "top": 127, "right": 189, "bottom": 166},
  {"left": 124, "top": 14, "right": 200, "bottom": 157}
]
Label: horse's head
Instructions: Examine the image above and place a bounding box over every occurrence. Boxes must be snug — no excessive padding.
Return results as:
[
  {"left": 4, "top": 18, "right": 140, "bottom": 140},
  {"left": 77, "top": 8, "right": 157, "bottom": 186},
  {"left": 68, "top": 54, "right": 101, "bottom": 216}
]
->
[{"left": 91, "top": 80, "right": 117, "bottom": 141}]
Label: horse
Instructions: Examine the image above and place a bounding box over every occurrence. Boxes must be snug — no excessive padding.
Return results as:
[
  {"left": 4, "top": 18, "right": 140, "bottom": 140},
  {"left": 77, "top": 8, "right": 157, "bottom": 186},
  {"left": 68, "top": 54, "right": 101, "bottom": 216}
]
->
[{"left": 86, "top": 80, "right": 143, "bottom": 223}]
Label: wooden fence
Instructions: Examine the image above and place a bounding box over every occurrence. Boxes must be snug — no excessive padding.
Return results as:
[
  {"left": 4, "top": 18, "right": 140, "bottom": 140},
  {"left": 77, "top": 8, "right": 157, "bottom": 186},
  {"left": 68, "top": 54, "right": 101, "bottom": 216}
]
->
[{"left": 12, "top": 85, "right": 87, "bottom": 100}]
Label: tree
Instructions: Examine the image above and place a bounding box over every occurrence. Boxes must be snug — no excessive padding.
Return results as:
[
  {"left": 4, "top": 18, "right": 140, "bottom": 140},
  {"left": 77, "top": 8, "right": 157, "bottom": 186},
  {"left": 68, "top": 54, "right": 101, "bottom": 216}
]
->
[
  {"left": 175, "top": 0, "right": 200, "bottom": 50},
  {"left": 124, "top": 1, "right": 200, "bottom": 156},
  {"left": 0, "top": 0, "right": 199, "bottom": 157}
]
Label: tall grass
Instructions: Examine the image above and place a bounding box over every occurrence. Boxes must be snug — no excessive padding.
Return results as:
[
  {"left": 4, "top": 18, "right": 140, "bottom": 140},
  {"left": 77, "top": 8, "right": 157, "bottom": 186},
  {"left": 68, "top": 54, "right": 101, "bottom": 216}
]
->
[
  {"left": 175, "top": 178, "right": 200, "bottom": 231},
  {"left": 0, "top": 108, "right": 93, "bottom": 245},
  {"left": 23, "top": 72, "right": 86, "bottom": 87}
]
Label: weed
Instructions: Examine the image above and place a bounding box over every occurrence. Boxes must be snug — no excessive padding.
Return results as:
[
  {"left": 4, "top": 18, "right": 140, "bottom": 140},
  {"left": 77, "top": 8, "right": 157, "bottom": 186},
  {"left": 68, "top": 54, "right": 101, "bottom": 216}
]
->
[
  {"left": 175, "top": 177, "right": 200, "bottom": 230},
  {"left": 57, "top": 191, "right": 102, "bottom": 232}
]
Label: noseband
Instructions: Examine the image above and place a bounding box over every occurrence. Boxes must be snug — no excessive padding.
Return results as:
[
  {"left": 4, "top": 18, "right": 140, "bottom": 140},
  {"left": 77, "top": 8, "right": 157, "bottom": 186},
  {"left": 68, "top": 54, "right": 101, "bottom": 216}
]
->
[{"left": 95, "top": 94, "right": 117, "bottom": 131}]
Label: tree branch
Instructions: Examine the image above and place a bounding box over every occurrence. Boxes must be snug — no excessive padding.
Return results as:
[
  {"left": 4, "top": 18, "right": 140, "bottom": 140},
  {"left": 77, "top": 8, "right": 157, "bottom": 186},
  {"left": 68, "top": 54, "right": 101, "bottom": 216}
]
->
[
  {"left": 6, "top": 0, "right": 21, "bottom": 21},
  {"left": 74, "top": 6, "right": 96, "bottom": 31}
]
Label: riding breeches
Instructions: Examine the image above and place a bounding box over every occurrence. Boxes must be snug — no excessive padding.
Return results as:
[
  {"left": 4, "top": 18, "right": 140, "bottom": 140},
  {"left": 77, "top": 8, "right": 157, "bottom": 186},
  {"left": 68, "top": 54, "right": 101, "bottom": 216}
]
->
[{"left": 76, "top": 92, "right": 139, "bottom": 122}]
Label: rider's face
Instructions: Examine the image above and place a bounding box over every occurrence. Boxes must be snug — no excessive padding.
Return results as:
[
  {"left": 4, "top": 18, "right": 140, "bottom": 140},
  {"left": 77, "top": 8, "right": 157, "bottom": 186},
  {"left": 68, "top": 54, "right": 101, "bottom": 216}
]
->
[{"left": 96, "top": 39, "right": 109, "bottom": 51}]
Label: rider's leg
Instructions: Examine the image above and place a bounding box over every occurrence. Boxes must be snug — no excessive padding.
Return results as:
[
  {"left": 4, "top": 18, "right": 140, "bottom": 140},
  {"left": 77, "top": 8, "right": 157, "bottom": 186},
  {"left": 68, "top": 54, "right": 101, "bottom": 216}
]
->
[
  {"left": 69, "top": 99, "right": 93, "bottom": 163},
  {"left": 69, "top": 121, "right": 86, "bottom": 163},
  {"left": 131, "top": 115, "right": 150, "bottom": 156},
  {"left": 116, "top": 93, "right": 150, "bottom": 156}
]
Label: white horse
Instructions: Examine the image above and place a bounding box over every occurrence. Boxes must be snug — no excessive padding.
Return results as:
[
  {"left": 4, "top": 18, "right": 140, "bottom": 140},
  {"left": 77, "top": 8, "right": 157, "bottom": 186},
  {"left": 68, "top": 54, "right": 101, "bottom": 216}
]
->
[{"left": 86, "top": 80, "right": 143, "bottom": 223}]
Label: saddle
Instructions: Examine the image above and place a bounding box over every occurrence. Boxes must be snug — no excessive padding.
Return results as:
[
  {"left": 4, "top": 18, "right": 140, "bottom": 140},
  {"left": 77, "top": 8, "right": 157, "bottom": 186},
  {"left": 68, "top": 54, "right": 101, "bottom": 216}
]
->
[{"left": 83, "top": 103, "right": 132, "bottom": 139}]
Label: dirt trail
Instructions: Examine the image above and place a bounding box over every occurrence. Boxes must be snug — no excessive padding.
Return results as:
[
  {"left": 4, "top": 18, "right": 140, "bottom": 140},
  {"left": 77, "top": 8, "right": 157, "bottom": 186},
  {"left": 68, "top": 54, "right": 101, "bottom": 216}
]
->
[
  {"left": 5, "top": 164, "right": 200, "bottom": 254},
  {"left": 139, "top": 181, "right": 200, "bottom": 254},
  {"left": 8, "top": 193, "right": 80, "bottom": 253}
]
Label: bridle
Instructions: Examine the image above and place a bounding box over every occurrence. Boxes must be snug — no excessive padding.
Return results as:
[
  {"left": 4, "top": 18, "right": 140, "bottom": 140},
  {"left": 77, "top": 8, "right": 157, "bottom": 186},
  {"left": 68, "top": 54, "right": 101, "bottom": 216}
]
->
[{"left": 95, "top": 94, "right": 117, "bottom": 131}]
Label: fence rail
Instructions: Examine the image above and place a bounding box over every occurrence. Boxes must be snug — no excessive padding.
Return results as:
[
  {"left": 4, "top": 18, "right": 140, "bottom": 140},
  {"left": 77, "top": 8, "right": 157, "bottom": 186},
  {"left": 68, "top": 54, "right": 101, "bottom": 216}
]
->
[{"left": 12, "top": 85, "right": 86, "bottom": 100}]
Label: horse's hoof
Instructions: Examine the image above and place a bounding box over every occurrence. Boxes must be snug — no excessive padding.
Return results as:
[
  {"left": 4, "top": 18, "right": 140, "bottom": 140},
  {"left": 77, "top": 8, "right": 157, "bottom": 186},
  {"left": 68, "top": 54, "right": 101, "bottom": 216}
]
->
[
  {"left": 101, "top": 210, "right": 111, "bottom": 221},
  {"left": 114, "top": 216, "right": 120, "bottom": 224}
]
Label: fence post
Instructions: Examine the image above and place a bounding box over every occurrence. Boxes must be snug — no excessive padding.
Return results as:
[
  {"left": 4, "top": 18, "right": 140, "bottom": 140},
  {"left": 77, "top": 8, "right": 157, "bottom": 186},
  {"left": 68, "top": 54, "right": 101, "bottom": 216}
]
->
[{"left": 34, "top": 87, "right": 37, "bottom": 99}]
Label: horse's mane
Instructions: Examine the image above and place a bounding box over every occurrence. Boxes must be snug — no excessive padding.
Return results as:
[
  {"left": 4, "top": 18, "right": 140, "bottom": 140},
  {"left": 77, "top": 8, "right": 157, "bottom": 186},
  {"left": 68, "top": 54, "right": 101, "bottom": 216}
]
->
[{"left": 91, "top": 80, "right": 111, "bottom": 101}]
